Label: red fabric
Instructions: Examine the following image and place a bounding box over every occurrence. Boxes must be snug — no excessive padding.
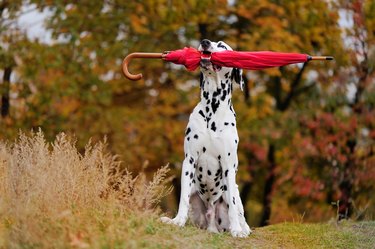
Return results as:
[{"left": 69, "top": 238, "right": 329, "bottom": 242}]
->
[
  {"left": 164, "top": 47, "right": 201, "bottom": 71},
  {"left": 165, "top": 47, "right": 308, "bottom": 71}
]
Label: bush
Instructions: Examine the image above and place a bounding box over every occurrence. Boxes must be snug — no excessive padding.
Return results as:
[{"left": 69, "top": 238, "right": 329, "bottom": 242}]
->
[{"left": 0, "top": 130, "right": 172, "bottom": 248}]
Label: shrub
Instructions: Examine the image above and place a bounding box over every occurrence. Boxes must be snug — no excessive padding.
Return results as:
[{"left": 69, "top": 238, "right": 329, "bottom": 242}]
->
[{"left": 0, "top": 130, "right": 172, "bottom": 248}]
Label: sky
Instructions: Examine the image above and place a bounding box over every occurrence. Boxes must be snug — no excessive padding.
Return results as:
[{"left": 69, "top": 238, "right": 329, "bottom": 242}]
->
[{"left": 17, "top": 4, "right": 52, "bottom": 43}]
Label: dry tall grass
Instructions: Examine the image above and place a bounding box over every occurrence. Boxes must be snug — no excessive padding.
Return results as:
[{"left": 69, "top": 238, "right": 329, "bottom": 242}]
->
[{"left": 0, "top": 130, "right": 172, "bottom": 248}]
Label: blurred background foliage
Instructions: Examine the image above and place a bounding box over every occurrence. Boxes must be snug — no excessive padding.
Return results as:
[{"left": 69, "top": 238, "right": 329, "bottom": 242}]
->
[{"left": 0, "top": 0, "right": 374, "bottom": 227}]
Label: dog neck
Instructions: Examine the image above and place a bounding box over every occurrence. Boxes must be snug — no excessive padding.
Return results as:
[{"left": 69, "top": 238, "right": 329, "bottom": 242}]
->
[{"left": 199, "top": 72, "right": 233, "bottom": 115}]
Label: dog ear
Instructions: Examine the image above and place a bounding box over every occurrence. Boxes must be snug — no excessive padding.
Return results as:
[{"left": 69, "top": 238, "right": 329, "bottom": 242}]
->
[
  {"left": 231, "top": 68, "right": 244, "bottom": 91},
  {"left": 200, "top": 72, "right": 204, "bottom": 89}
]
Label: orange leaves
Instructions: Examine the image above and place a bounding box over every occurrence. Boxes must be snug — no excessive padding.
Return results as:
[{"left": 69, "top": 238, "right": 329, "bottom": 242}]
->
[
  {"left": 53, "top": 96, "right": 81, "bottom": 117},
  {"left": 38, "top": 68, "right": 65, "bottom": 87},
  {"left": 130, "top": 14, "right": 150, "bottom": 34}
]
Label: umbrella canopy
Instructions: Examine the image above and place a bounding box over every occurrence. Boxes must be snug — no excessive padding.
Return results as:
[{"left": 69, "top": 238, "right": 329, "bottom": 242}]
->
[{"left": 164, "top": 47, "right": 309, "bottom": 71}]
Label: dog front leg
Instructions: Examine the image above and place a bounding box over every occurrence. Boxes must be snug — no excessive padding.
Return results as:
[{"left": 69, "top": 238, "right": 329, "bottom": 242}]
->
[
  {"left": 224, "top": 167, "right": 243, "bottom": 237},
  {"left": 161, "top": 156, "right": 195, "bottom": 226}
]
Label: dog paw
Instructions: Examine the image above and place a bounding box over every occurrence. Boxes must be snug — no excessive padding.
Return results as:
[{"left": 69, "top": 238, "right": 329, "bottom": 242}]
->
[
  {"left": 241, "top": 222, "right": 252, "bottom": 235},
  {"left": 230, "top": 226, "right": 249, "bottom": 238},
  {"left": 160, "top": 216, "right": 186, "bottom": 227}
]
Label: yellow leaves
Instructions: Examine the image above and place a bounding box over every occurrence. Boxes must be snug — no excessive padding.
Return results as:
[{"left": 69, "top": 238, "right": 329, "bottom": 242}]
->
[
  {"left": 53, "top": 96, "right": 81, "bottom": 117},
  {"left": 39, "top": 68, "right": 64, "bottom": 87},
  {"left": 130, "top": 14, "right": 149, "bottom": 34}
]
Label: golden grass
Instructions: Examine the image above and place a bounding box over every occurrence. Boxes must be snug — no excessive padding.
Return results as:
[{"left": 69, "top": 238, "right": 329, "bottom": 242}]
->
[{"left": 0, "top": 130, "right": 172, "bottom": 248}]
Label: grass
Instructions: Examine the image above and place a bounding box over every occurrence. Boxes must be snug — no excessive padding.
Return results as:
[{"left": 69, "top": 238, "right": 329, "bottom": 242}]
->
[{"left": 0, "top": 131, "right": 374, "bottom": 249}]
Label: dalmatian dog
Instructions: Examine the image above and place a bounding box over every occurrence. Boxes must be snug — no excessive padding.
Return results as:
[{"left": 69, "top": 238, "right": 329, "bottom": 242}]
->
[{"left": 161, "top": 39, "right": 251, "bottom": 237}]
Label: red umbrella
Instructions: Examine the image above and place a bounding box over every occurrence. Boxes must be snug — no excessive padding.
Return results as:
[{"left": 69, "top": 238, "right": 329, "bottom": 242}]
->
[{"left": 122, "top": 47, "right": 333, "bottom": 81}]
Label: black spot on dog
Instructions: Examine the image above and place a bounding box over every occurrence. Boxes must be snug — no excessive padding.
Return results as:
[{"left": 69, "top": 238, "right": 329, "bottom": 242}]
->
[
  {"left": 199, "top": 110, "right": 205, "bottom": 118},
  {"left": 221, "top": 90, "right": 227, "bottom": 101},
  {"left": 235, "top": 139, "right": 238, "bottom": 144},
  {"left": 224, "top": 72, "right": 230, "bottom": 78},
  {"left": 233, "top": 197, "right": 236, "bottom": 205},
  {"left": 185, "top": 127, "right": 191, "bottom": 135},
  {"left": 194, "top": 134, "right": 199, "bottom": 139},
  {"left": 203, "top": 147, "right": 206, "bottom": 153},
  {"left": 224, "top": 122, "right": 229, "bottom": 125},
  {"left": 187, "top": 137, "right": 190, "bottom": 141},
  {"left": 225, "top": 169, "right": 228, "bottom": 177},
  {"left": 211, "top": 98, "right": 220, "bottom": 113},
  {"left": 211, "top": 122, "right": 216, "bottom": 132},
  {"left": 221, "top": 82, "right": 225, "bottom": 89},
  {"left": 213, "top": 192, "right": 218, "bottom": 195},
  {"left": 215, "top": 168, "right": 222, "bottom": 176},
  {"left": 228, "top": 152, "right": 230, "bottom": 156},
  {"left": 190, "top": 172, "right": 193, "bottom": 179},
  {"left": 218, "top": 218, "right": 222, "bottom": 225},
  {"left": 199, "top": 167, "right": 202, "bottom": 172},
  {"left": 223, "top": 185, "right": 227, "bottom": 191},
  {"left": 215, "top": 181, "right": 220, "bottom": 187},
  {"left": 205, "top": 106, "right": 209, "bottom": 113},
  {"left": 203, "top": 91, "right": 209, "bottom": 99},
  {"left": 218, "top": 155, "right": 221, "bottom": 160},
  {"left": 189, "top": 157, "right": 194, "bottom": 164},
  {"left": 231, "top": 123, "right": 235, "bottom": 126},
  {"left": 185, "top": 171, "right": 189, "bottom": 176},
  {"left": 210, "top": 188, "right": 214, "bottom": 192},
  {"left": 213, "top": 89, "right": 221, "bottom": 97},
  {"left": 207, "top": 170, "right": 211, "bottom": 175}
]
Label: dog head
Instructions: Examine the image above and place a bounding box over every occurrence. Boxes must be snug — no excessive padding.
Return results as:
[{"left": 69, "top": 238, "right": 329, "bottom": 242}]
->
[{"left": 198, "top": 39, "right": 244, "bottom": 90}]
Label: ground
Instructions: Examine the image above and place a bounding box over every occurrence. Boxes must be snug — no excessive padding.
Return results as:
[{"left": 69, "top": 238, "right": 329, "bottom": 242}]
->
[{"left": 111, "top": 217, "right": 375, "bottom": 249}]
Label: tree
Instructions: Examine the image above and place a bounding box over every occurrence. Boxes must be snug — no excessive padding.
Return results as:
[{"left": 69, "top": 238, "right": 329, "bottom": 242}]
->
[{"left": 0, "top": 1, "right": 23, "bottom": 118}]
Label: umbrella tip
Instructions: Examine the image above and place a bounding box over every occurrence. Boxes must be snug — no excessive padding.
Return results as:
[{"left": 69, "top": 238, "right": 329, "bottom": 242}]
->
[{"left": 308, "top": 55, "right": 334, "bottom": 61}]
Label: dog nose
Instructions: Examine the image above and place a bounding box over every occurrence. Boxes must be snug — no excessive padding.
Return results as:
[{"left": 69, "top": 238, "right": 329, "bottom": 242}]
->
[{"left": 200, "top": 39, "right": 211, "bottom": 50}]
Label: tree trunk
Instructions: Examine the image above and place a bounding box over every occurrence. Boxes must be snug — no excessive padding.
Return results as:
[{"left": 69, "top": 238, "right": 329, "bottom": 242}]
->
[
  {"left": 198, "top": 23, "right": 208, "bottom": 40},
  {"left": 240, "top": 181, "right": 252, "bottom": 221},
  {"left": 259, "top": 144, "right": 276, "bottom": 226},
  {"left": 1, "top": 66, "right": 12, "bottom": 117},
  {"left": 338, "top": 139, "right": 356, "bottom": 220}
]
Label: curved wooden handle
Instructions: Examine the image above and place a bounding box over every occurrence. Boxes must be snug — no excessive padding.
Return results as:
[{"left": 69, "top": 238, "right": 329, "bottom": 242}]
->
[{"left": 122, "top": 52, "right": 165, "bottom": 81}]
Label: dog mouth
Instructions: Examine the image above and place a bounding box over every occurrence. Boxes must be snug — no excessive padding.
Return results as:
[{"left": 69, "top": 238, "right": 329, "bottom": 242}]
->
[{"left": 200, "top": 58, "right": 222, "bottom": 72}]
